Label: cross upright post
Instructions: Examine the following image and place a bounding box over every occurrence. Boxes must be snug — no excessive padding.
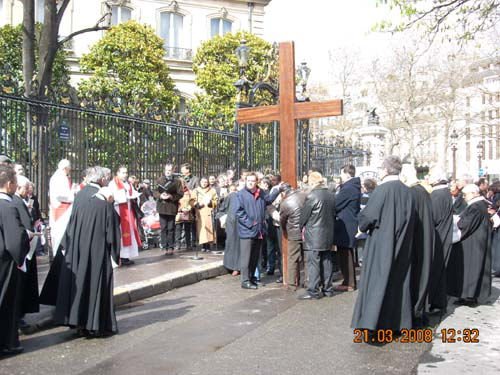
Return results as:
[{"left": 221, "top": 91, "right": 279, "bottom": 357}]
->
[{"left": 236, "top": 41, "right": 343, "bottom": 286}]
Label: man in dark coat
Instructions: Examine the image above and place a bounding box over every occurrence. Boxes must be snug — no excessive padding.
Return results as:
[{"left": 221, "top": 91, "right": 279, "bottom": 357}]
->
[
  {"left": 299, "top": 172, "right": 336, "bottom": 300},
  {"left": 154, "top": 164, "right": 183, "bottom": 255},
  {"left": 55, "top": 183, "right": 121, "bottom": 337},
  {"left": 280, "top": 185, "right": 306, "bottom": 289},
  {"left": 12, "top": 176, "right": 40, "bottom": 317},
  {"left": 447, "top": 184, "right": 492, "bottom": 306},
  {"left": 39, "top": 167, "right": 111, "bottom": 306},
  {"left": 351, "top": 156, "right": 415, "bottom": 337},
  {"left": 0, "top": 165, "right": 30, "bottom": 355},
  {"left": 401, "top": 165, "right": 434, "bottom": 327},
  {"left": 428, "top": 171, "right": 454, "bottom": 314},
  {"left": 234, "top": 173, "right": 281, "bottom": 289},
  {"left": 333, "top": 165, "right": 361, "bottom": 292}
]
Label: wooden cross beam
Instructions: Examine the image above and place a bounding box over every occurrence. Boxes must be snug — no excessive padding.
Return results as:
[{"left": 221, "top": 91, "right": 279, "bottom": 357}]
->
[{"left": 236, "top": 41, "right": 343, "bottom": 286}]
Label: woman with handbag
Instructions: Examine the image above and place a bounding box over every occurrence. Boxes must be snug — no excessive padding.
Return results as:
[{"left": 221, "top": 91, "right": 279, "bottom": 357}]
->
[{"left": 193, "top": 177, "right": 218, "bottom": 252}]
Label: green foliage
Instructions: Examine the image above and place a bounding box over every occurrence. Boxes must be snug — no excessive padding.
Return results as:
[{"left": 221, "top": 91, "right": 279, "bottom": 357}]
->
[
  {"left": 0, "top": 24, "right": 71, "bottom": 99},
  {"left": 78, "top": 21, "right": 178, "bottom": 117},
  {"left": 375, "top": 0, "right": 499, "bottom": 42},
  {"left": 190, "top": 31, "right": 275, "bottom": 128}
]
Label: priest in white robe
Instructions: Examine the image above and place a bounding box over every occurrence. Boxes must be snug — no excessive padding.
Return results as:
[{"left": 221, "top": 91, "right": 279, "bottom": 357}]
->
[
  {"left": 108, "top": 166, "right": 141, "bottom": 265},
  {"left": 49, "top": 159, "right": 75, "bottom": 256}
]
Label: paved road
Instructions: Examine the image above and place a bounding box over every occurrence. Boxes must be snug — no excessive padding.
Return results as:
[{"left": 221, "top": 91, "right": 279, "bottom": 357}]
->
[{"left": 0, "top": 273, "right": 438, "bottom": 375}]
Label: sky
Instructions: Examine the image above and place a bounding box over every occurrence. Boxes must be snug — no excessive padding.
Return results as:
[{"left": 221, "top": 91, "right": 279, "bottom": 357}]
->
[{"left": 263, "top": 0, "right": 402, "bottom": 84}]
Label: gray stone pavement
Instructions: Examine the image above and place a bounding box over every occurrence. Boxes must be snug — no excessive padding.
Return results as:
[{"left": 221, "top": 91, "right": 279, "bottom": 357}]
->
[
  {"left": 1, "top": 274, "right": 432, "bottom": 375},
  {"left": 418, "top": 277, "right": 500, "bottom": 374},
  {"left": 24, "top": 248, "right": 226, "bottom": 330}
]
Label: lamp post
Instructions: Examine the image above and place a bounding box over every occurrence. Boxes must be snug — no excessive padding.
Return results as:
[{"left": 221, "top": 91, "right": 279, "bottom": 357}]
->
[
  {"left": 476, "top": 141, "right": 484, "bottom": 175},
  {"left": 450, "top": 130, "right": 458, "bottom": 180}
]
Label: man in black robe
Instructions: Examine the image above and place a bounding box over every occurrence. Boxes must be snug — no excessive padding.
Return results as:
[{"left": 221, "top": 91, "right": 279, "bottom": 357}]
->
[
  {"left": 40, "top": 166, "right": 111, "bottom": 306},
  {"left": 428, "top": 171, "right": 454, "bottom": 314},
  {"left": 401, "top": 165, "right": 434, "bottom": 327},
  {"left": 352, "top": 156, "right": 415, "bottom": 338},
  {"left": 12, "top": 176, "right": 40, "bottom": 320},
  {"left": 447, "top": 184, "right": 492, "bottom": 306},
  {"left": 0, "top": 165, "right": 30, "bottom": 355},
  {"left": 55, "top": 183, "right": 121, "bottom": 337}
]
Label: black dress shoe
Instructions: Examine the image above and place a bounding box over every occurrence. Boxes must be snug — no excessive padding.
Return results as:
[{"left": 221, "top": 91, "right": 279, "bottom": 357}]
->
[
  {"left": 241, "top": 281, "right": 258, "bottom": 290},
  {"left": 1, "top": 346, "right": 24, "bottom": 355},
  {"left": 298, "top": 293, "right": 321, "bottom": 300}
]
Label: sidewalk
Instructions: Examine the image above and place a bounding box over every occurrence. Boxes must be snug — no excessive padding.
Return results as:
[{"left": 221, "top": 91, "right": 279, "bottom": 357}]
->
[
  {"left": 418, "top": 276, "right": 500, "bottom": 374},
  {"left": 24, "top": 248, "right": 227, "bottom": 332}
]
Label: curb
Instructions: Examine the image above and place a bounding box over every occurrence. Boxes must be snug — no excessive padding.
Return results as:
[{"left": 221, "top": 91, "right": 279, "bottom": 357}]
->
[
  {"left": 113, "top": 261, "right": 226, "bottom": 306},
  {"left": 23, "top": 260, "right": 226, "bottom": 334}
]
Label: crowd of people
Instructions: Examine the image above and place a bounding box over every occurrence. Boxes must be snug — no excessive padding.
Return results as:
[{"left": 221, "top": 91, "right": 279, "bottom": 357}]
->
[{"left": 0, "top": 152, "right": 499, "bottom": 355}]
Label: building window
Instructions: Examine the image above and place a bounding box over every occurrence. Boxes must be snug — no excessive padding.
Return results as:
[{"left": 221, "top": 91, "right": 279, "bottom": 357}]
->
[
  {"left": 482, "top": 94, "right": 486, "bottom": 104},
  {"left": 111, "top": 6, "right": 131, "bottom": 26},
  {"left": 497, "top": 124, "right": 500, "bottom": 159},
  {"left": 36, "top": 0, "right": 44, "bottom": 23},
  {"left": 489, "top": 110, "right": 493, "bottom": 120},
  {"left": 466, "top": 97, "right": 470, "bottom": 107},
  {"left": 160, "top": 12, "right": 183, "bottom": 49},
  {"left": 489, "top": 126, "right": 493, "bottom": 159},
  {"left": 465, "top": 127, "right": 470, "bottom": 162},
  {"left": 480, "top": 111, "right": 485, "bottom": 121},
  {"left": 210, "top": 18, "right": 232, "bottom": 38}
]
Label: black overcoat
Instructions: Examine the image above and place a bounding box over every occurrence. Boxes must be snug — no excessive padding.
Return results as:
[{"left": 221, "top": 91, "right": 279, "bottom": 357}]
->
[
  {"left": 55, "top": 195, "right": 121, "bottom": 333},
  {"left": 333, "top": 177, "right": 361, "bottom": 249},
  {"left": 447, "top": 199, "right": 491, "bottom": 302},
  {"left": 351, "top": 179, "right": 415, "bottom": 331},
  {"left": 0, "top": 195, "right": 30, "bottom": 348}
]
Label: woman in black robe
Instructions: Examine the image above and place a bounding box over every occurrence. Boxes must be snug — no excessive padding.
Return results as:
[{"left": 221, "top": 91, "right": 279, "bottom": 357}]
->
[
  {"left": 447, "top": 185, "right": 492, "bottom": 305},
  {"left": 54, "top": 190, "right": 121, "bottom": 336}
]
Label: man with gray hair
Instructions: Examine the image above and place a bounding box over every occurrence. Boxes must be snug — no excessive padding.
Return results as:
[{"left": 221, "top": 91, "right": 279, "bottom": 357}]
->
[
  {"left": 352, "top": 156, "right": 416, "bottom": 341},
  {"left": 447, "top": 184, "right": 492, "bottom": 307}
]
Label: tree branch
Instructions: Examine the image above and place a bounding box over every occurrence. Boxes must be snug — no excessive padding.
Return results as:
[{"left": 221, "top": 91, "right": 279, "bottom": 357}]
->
[
  {"left": 56, "top": 0, "right": 71, "bottom": 26},
  {"left": 58, "top": 10, "right": 111, "bottom": 47}
]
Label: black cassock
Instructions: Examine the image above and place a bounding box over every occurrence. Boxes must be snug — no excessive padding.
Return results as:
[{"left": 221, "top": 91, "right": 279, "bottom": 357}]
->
[
  {"left": 39, "top": 184, "right": 99, "bottom": 306},
  {"left": 222, "top": 192, "right": 241, "bottom": 272},
  {"left": 351, "top": 179, "right": 415, "bottom": 331},
  {"left": 54, "top": 194, "right": 121, "bottom": 334},
  {"left": 12, "top": 195, "right": 40, "bottom": 314},
  {"left": 409, "top": 184, "right": 434, "bottom": 323},
  {"left": 0, "top": 195, "right": 30, "bottom": 349},
  {"left": 428, "top": 186, "right": 454, "bottom": 310},
  {"left": 447, "top": 199, "right": 492, "bottom": 302}
]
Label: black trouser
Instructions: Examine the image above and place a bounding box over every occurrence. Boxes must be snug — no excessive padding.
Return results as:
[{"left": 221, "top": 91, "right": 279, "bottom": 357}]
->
[
  {"left": 240, "top": 238, "right": 263, "bottom": 284},
  {"left": 159, "top": 214, "right": 176, "bottom": 249},
  {"left": 266, "top": 224, "right": 282, "bottom": 274},
  {"left": 337, "top": 247, "right": 357, "bottom": 288},
  {"left": 175, "top": 221, "right": 193, "bottom": 249},
  {"left": 306, "top": 250, "right": 334, "bottom": 297}
]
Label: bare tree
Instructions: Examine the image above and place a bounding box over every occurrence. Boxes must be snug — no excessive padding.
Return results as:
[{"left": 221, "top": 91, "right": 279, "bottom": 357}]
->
[{"left": 21, "top": 0, "right": 111, "bottom": 99}]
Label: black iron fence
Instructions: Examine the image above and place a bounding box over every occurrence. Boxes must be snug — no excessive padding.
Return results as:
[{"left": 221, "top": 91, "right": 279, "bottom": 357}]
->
[{"left": 0, "top": 94, "right": 366, "bottom": 214}]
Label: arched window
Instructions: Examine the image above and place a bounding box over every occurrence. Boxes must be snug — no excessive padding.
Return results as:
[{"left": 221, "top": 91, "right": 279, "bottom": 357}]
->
[
  {"left": 160, "top": 11, "right": 184, "bottom": 57},
  {"left": 111, "top": 6, "right": 131, "bottom": 26},
  {"left": 210, "top": 18, "right": 232, "bottom": 38}
]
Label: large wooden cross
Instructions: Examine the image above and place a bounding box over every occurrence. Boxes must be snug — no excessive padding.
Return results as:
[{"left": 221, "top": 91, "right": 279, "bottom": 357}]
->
[{"left": 236, "top": 41, "right": 343, "bottom": 286}]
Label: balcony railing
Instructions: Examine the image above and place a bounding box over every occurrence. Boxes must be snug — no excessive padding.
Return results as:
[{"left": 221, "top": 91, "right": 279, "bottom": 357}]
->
[{"left": 164, "top": 46, "right": 193, "bottom": 61}]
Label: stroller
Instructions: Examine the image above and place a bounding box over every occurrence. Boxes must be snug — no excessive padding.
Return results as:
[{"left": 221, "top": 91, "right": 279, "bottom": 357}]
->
[{"left": 140, "top": 200, "right": 161, "bottom": 250}]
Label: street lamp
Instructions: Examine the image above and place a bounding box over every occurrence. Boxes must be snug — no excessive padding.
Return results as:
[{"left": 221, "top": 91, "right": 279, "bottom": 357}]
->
[
  {"left": 297, "top": 61, "right": 311, "bottom": 101},
  {"left": 476, "top": 141, "right": 484, "bottom": 175},
  {"left": 450, "top": 129, "right": 458, "bottom": 180}
]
